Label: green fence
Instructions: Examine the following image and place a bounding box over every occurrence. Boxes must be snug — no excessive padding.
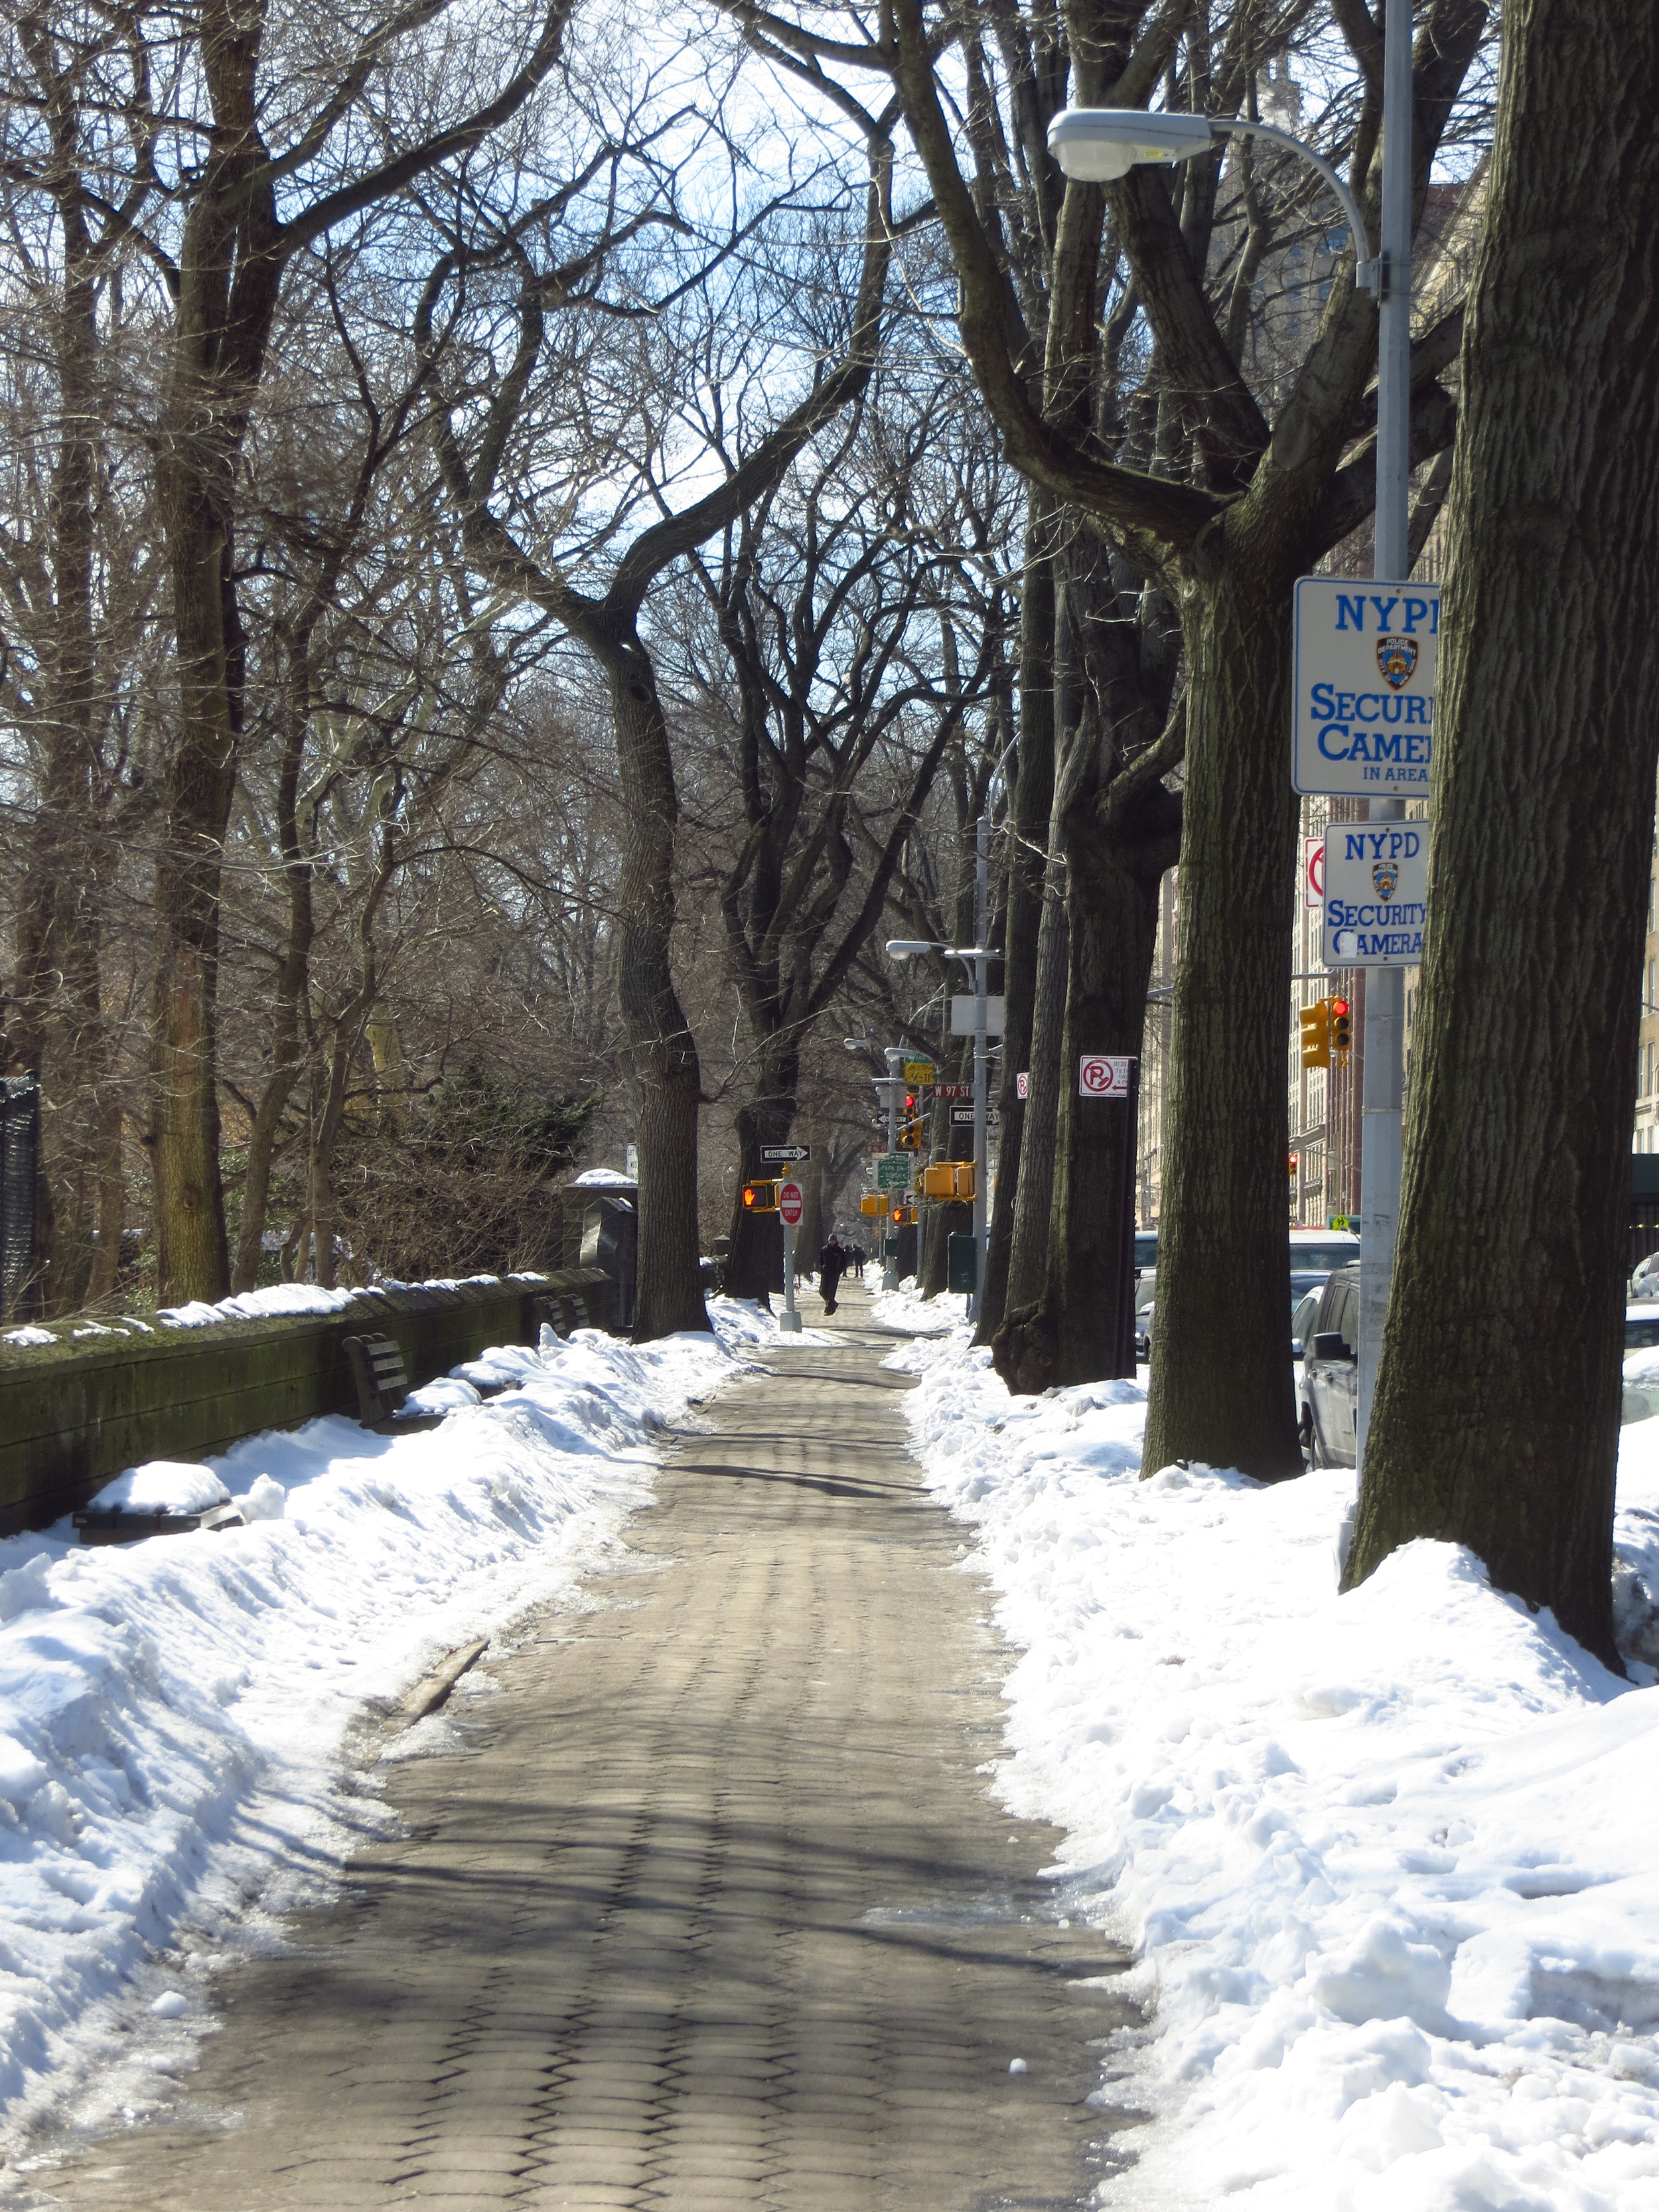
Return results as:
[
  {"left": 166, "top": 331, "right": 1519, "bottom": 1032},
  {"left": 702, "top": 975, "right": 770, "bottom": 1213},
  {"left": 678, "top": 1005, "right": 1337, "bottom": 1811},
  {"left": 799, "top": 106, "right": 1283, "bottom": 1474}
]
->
[{"left": 0, "top": 1270, "right": 611, "bottom": 1539}]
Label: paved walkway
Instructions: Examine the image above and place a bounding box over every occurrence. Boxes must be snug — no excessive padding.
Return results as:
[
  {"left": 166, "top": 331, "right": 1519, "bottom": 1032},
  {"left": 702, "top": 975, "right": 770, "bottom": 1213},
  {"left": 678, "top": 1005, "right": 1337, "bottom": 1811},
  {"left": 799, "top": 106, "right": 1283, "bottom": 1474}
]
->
[{"left": 37, "top": 1288, "right": 1136, "bottom": 2210}]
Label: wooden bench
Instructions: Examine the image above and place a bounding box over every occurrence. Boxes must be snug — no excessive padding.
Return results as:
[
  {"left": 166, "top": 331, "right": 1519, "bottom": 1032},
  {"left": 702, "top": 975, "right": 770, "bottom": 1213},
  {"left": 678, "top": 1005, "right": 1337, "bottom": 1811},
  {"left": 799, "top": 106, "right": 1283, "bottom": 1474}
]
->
[{"left": 342, "top": 1333, "right": 411, "bottom": 1423}]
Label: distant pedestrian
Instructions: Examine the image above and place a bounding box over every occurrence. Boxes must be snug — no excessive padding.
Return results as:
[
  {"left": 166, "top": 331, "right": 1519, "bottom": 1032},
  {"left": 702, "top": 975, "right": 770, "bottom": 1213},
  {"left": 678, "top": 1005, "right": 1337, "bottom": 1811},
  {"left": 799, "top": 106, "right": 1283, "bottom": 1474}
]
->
[
  {"left": 851, "top": 1242, "right": 866, "bottom": 1282},
  {"left": 818, "top": 1232, "right": 847, "bottom": 1315}
]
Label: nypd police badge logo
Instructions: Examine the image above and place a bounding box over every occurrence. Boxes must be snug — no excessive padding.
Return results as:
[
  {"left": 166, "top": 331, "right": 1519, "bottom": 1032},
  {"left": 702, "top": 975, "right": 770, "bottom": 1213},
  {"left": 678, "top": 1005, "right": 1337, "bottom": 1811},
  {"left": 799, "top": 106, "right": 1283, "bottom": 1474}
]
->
[
  {"left": 1376, "top": 636, "right": 1418, "bottom": 689},
  {"left": 1372, "top": 861, "right": 1399, "bottom": 900}
]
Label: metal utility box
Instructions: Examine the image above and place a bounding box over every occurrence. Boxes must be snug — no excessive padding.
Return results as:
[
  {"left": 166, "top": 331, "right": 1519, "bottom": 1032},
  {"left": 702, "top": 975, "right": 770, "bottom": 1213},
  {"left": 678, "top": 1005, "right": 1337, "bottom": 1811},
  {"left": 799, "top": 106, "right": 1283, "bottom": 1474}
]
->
[{"left": 946, "top": 1233, "right": 978, "bottom": 1295}]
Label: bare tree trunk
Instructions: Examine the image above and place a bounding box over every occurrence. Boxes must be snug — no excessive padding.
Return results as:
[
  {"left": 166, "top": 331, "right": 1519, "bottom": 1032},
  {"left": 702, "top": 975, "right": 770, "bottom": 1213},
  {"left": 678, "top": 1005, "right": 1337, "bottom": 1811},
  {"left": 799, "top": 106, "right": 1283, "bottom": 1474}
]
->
[
  {"left": 1348, "top": 0, "right": 1659, "bottom": 1666},
  {"left": 975, "top": 494, "right": 1056, "bottom": 1342},
  {"left": 1141, "top": 565, "right": 1304, "bottom": 1479},
  {"left": 7, "top": 21, "right": 110, "bottom": 1317},
  {"left": 612, "top": 658, "right": 712, "bottom": 1338},
  {"left": 1001, "top": 842, "right": 1070, "bottom": 1318},
  {"left": 232, "top": 649, "right": 316, "bottom": 1292}
]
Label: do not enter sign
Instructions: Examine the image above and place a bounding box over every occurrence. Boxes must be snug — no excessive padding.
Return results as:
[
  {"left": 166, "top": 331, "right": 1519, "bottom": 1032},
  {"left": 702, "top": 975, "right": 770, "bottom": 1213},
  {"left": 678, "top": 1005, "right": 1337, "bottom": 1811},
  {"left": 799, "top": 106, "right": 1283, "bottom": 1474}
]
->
[
  {"left": 778, "top": 1181, "right": 804, "bottom": 1226},
  {"left": 1078, "top": 1054, "right": 1135, "bottom": 1098}
]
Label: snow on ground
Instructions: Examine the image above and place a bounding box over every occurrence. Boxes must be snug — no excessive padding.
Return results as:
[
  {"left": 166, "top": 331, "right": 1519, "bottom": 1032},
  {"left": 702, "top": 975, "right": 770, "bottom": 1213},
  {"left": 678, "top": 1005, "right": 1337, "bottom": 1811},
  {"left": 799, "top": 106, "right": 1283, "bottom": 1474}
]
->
[
  {"left": 884, "top": 1317, "right": 1659, "bottom": 2212},
  {"left": 0, "top": 1297, "right": 782, "bottom": 2168},
  {"left": 868, "top": 1276, "right": 964, "bottom": 1334}
]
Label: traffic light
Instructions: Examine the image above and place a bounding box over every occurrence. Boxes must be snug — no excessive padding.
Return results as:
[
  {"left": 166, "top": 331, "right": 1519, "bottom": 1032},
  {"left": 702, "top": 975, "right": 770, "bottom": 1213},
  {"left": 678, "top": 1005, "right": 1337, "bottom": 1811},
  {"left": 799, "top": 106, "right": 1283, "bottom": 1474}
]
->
[
  {"left": 897, "top": 1096, "right": 926, "bottom": 1151},
  {"left": 1299, "top": 997, "right": 1331, "bottom": 1070},
  {"left": 741, "top": 1180, "right": 780, "bottom": 1213},
  {"left": 1330, "top": 995, "right": 1353, "bottom": 1059}
]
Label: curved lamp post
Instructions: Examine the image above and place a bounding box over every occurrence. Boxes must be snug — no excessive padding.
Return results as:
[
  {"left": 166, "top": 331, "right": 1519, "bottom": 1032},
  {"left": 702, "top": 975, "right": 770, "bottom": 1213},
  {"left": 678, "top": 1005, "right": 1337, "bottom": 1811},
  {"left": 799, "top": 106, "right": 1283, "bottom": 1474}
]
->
[{"left": 1045, "top": 108, "right": 1379, "bottom": 297}]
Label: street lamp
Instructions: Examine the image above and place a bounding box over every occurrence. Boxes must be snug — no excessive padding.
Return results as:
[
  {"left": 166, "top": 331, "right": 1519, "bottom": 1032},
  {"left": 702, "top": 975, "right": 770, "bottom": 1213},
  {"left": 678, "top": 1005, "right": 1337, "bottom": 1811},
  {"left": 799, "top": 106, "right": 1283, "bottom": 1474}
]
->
[{"left": 1045, "top": 108, "right": 1379, "bottom": 295}]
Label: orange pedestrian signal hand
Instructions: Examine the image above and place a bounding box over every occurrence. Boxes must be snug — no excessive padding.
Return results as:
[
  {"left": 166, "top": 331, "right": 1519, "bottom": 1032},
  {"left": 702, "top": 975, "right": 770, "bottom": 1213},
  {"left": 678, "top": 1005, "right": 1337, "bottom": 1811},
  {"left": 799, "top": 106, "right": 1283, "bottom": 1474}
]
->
[{"left": 741, "top": 1181, "right": 780, "bottom": 1213}]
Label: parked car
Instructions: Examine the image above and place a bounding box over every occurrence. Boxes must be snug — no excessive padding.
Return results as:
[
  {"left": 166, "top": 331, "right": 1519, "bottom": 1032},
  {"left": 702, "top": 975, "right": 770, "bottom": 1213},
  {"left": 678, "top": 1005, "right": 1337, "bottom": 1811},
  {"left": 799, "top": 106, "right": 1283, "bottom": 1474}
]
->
[
  {"left": 1301, "top": 1280, "right": 1659, "bottom": 1463},
  {"left": 1135, "top": 1303, "right": 1154, "bottom": 1363},
  {"left": 1291, "top": 1286, "right": 1322, "bottom": 1363},
  {"left": 1299, "top": 1264, "right": 1360, "bottom": 1467},
  {"left": 1632, "top": 1251, "right": 1659, "bottom": 1300}
]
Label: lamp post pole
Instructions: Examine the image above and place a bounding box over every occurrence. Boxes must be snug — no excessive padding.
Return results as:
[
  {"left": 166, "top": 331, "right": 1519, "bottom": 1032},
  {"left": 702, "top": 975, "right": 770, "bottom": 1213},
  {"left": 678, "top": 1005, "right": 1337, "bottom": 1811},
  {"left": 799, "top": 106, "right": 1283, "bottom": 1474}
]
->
[
  {"left": 1356, "top": 0, "right": 1413, "bottom": 1470},
  {"left": 882, "top": 1046, "right": 902, "bottom": 1290},
  {"left": 969, "top": 815, "right": 990, "bottom": 1323}
]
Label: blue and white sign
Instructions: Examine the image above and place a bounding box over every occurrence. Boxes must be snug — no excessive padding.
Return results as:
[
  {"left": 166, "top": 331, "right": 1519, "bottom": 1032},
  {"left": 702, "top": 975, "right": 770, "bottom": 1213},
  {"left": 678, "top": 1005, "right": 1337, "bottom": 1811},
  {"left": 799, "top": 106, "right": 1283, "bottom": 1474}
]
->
[
  {"left": 1322, "top": 822, "right": 1429, "bottom": 967},
  {"left": 1293, "top": 577, "right": 1441, "bottom": 798}
]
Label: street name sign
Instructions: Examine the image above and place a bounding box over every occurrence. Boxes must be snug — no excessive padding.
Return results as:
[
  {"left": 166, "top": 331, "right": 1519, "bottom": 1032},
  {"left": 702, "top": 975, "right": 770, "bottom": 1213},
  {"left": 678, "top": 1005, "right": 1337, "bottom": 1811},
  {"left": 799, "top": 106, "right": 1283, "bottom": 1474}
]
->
[
  {"left": 777, "top": 1180, "right": 804, "bottom": 1226},
  {"left": 1322, "top": 821, "right": 1429, "bottom": 966},
  {"left": 875, "top": 1153, "right": 912, "bottom": 1192},
  {"left": 935, "top": 1083, "right": 973, "bottom": 1100},
  {"left": 1079, "top": 1055, "right": 1135, "bottom": 1098},
  {"left": 1293, "top": 577, "right": 1441, "bottom": 798},
  {"left": 758, "top": 1143, "right": 810, "bottom": 1164}
]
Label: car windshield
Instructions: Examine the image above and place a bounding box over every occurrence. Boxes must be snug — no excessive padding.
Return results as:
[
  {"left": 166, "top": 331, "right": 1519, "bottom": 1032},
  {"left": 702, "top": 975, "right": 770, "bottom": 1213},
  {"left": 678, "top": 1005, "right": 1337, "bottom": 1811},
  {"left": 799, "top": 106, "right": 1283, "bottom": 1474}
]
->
[
  {"left": 1134, "top": 1234, "right": 1157, "bottom": 1270},
  {"left": 1291, "top": 1241, "right": 1362, "bottom": 1272},
  {"left": 1627, "top": 1313, "right": 1659, "bottom": 1351}
]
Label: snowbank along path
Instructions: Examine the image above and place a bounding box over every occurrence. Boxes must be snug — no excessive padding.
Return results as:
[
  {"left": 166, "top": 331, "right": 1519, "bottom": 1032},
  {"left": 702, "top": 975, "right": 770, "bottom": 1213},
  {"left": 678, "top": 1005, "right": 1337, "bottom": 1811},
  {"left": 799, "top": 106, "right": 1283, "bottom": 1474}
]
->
[{"left": 27, "top": 1282, "right": 1137, "bottom": 2210}]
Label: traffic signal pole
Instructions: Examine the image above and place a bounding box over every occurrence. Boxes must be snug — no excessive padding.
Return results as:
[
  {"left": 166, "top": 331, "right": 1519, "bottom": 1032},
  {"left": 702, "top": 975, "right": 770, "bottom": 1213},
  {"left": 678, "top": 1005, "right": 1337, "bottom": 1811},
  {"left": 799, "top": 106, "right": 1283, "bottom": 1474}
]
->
[{"left": 1356, "top": 0, "right": 1411, "bottom": 1470}]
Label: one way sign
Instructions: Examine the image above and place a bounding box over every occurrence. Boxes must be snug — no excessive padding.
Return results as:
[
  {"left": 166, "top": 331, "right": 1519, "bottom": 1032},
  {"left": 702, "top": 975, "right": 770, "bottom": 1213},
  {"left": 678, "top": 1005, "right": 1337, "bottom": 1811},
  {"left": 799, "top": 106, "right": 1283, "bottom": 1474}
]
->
[{"left": 759, "top": 1144, "right": 811, "bottom": 1164}]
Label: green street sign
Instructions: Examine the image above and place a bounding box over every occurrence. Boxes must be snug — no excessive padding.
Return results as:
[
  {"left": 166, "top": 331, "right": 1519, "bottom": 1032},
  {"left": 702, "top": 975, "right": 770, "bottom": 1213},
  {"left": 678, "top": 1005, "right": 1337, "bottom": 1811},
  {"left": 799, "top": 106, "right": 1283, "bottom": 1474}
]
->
[{"left": 875, "top": 1153, "right": 912, "bottom": 1192}]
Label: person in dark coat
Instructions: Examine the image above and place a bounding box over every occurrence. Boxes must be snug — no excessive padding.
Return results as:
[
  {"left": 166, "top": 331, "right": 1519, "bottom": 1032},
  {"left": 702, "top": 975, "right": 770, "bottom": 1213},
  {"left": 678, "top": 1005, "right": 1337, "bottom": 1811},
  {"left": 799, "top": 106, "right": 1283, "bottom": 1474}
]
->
[{"left": 818, "top": 1232, "right": 847, "bottom": 1315}]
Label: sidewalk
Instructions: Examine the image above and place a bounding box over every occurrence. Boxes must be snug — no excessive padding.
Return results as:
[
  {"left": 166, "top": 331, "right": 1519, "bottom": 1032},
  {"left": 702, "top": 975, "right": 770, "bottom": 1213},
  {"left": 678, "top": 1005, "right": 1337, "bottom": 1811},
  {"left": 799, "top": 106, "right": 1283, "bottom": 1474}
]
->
[{"left": 36, "top": 1285, "right": 1136, "bottom": 2210}]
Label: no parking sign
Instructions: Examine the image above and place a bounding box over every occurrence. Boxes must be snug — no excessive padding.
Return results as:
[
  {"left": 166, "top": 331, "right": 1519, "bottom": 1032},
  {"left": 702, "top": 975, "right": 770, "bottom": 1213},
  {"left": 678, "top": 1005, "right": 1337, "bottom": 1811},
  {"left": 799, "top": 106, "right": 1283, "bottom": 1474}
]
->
[{"left": 1078, "top": 1055, "right": 1135, "bottom": 1098}]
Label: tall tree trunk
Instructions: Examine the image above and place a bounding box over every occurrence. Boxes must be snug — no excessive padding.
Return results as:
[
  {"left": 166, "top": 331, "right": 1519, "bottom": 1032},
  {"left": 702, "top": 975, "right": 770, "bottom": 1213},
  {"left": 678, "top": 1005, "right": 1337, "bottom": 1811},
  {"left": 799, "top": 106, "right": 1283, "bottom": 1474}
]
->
[
  {"left": 611, "top": 648, "right": 711, "bottom": 1339},
  {"left": 1141, "top": 561, "right": 1305, "bottom": 1479},
  {"left": 975, "top": 496, "right": 1057, "bottom": 1343},
  {"left": 7, "top": 37, "right": 108, "bottom": 1316},
  {"left": 1348, "top": 0, "right": 1659, "bottom": 1666},
  {"left": 232, "top": 649, "right": 316, "bottom": 1292},
  {"left": 1001, "top": 838, "right": 1070, "bottom": 1321},
  {"left": 725, "top": 1037, "right": 798, "bottom": 1301}
]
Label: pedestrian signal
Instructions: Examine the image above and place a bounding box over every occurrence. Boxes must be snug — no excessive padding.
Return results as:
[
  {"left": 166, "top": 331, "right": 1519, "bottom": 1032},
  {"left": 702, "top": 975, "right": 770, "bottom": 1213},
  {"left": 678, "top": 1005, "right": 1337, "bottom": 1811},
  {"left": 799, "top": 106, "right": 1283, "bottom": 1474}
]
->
[
  {"left": 859, "top": 1192, "right": 885, "bottom": 1217},
  {"left": 921, "top": 1163, "right": 958, "bottom": 1199},
  {"left": 741, "top": 1180, "right": 780, "bottom": 1213},
  {"left": 1330, "top": 996, "right": 1353, "bottom": 1059},
  {"left": 1298, "top": 998, "right": 1331, "bottom": 1070}
]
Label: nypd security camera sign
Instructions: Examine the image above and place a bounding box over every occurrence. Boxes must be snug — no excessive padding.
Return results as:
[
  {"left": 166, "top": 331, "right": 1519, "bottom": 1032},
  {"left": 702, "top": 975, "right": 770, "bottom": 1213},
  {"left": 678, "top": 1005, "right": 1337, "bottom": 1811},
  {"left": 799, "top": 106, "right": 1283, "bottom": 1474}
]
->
[
  {"left": 1292, "top": 577, "right": 1441, "bottom": 798},
  {"left": 1322, "top": 820, "right": 1429, "bottom": 968}
]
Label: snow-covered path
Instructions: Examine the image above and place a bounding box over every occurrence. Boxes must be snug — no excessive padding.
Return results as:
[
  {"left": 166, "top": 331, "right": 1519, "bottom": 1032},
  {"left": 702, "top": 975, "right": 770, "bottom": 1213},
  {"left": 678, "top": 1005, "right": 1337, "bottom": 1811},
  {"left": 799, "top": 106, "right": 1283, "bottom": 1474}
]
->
[
  {"left": 884, "top": 1311, "right": 1659, "bottom": 2212},
  {"left": 0, "top": 1307, "right": 790, "bottom": 2177},
  {"left": 27, "top": 1287, "right": 1130, "bottom": 2211}
]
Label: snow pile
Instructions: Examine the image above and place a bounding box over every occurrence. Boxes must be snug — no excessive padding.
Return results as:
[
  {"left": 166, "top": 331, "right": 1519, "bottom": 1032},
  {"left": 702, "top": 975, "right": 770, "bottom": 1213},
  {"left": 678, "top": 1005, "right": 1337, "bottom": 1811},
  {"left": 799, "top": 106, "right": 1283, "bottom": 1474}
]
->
[
  {"left": 891, "top": 1326, "right": 1659, "bottom": 2212},
  {"left": 84, "top": 1463, "right": 230, "bottom": 1516},
  {"left": 869, "top": 1278, "right": 961, "bottom": 1334},
  {"left": 0, "top": 1313, "right": 756, "bottom": 2152}
]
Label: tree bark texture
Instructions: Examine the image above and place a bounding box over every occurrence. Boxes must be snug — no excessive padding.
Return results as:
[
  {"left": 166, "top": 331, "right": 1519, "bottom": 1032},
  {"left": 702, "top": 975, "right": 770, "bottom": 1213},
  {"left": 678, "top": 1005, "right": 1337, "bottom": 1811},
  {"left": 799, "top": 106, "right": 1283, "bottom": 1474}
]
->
[
  {"left": 1141, "top": 558, "right": 1305, "bottom": 1479},
  {"left": 611, "top": 654, "right": 713, "bottom": 1338},
  {"left": 1348, "top": 0, "right": 1659, "bottom": 1666},
  {"left": 994, "top": 526, "right": 1178, "bottom": 1392},
  {"left": 975, "top": 496, "right": 1056, "bottom": 1343}
]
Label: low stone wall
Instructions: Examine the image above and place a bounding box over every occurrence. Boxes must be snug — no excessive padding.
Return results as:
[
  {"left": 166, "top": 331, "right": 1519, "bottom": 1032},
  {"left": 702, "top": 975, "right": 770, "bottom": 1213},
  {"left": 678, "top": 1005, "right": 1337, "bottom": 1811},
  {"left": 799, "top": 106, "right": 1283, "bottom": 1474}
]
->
[{"left": 0, "top": 1270, "right": 611, "bottom": 1539}]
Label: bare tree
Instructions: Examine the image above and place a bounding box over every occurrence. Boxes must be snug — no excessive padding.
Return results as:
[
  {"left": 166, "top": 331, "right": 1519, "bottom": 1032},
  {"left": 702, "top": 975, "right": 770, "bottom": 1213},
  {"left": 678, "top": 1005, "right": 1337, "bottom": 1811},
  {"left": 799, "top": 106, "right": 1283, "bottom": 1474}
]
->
[
  {"left": 419, "top": 105, "right": 901, "bottom": 1336},
  {"left": 1348, "top": 0, "right": 1659, "bottom": 1666}
]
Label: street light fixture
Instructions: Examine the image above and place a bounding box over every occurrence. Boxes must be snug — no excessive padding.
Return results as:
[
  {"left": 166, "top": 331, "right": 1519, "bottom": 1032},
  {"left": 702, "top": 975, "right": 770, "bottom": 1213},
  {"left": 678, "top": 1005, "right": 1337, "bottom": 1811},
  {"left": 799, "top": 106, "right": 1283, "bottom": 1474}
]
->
[{"left": 1045, "top": 108, "right": 1380, "bottom": 296}]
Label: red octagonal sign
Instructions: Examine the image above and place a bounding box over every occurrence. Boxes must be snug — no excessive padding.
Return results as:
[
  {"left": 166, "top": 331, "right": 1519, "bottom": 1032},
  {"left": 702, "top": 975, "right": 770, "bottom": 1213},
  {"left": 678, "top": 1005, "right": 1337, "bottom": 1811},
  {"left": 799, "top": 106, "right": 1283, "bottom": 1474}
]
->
[{"left": 778, "top": 1180, "right": 804, "bottom": 1226}]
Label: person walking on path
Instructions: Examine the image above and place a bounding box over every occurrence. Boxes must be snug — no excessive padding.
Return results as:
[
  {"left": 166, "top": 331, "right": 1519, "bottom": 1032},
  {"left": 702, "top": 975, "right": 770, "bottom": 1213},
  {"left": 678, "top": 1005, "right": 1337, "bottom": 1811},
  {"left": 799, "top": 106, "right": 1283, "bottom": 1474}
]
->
[{"left": 818, "top": 1232, "right": 847, "bottom": 1314}]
